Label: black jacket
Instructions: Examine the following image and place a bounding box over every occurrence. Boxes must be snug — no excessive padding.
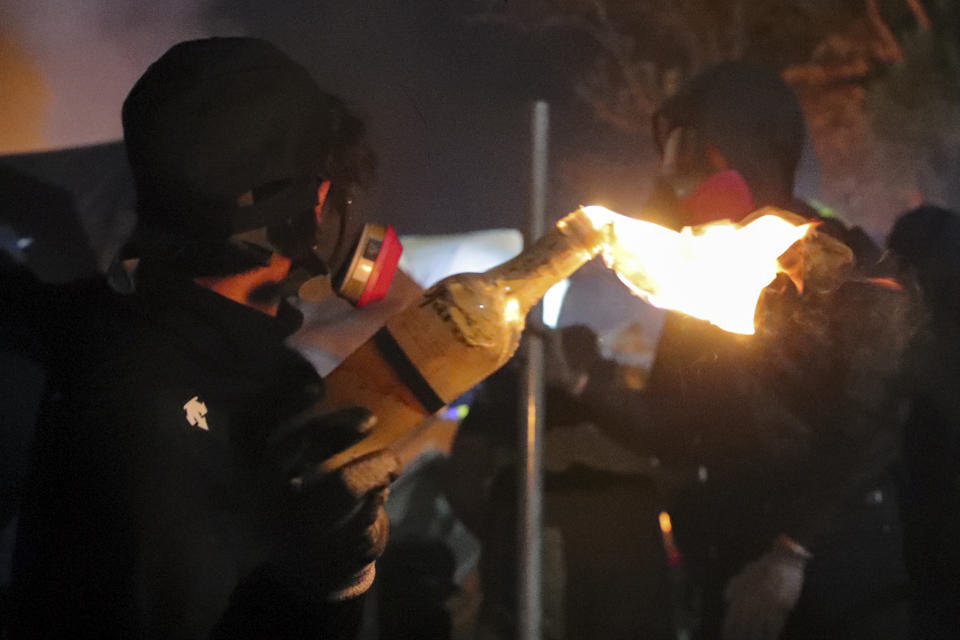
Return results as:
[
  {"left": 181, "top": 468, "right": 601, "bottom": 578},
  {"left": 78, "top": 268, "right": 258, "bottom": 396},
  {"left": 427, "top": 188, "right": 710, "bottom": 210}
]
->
[
  {"left": 9, "top": 262, "right": 361, "bottom": 638},
  {"left": 899, "top": 319, "right": 960, "bottom": 634}
]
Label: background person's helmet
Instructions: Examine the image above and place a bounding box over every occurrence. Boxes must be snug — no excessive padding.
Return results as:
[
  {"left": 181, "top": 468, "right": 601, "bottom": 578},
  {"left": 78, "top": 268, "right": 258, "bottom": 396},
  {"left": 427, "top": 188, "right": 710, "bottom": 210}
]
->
[
  {"left": 122, "top": 37, "right": 373, "bottom": 277},
  {"left": 653, "top": 62, "right": 806, "bottom": 207}
]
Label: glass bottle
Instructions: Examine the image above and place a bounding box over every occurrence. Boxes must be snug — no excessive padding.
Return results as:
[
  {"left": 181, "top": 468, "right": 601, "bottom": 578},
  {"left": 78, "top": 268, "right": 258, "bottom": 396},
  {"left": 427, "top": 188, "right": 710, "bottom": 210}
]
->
[{"left": 318, "top": 207, "right": 607, "bottom": 471}]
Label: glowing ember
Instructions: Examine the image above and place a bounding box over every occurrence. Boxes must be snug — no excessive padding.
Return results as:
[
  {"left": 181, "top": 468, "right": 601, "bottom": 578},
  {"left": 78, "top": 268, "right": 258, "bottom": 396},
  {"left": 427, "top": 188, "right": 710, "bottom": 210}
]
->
[
  {"left": 658, "top": 511, "right": 673, "bottom": 535},
  {"left": 582, "top": 205, "right": 812, "bottom": 335}
]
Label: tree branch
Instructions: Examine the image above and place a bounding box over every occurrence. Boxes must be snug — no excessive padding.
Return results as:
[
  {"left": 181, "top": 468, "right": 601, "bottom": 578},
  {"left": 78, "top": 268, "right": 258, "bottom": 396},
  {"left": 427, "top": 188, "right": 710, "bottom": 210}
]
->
[
  {"left": 782, "top": 60, "right": 873, "bottom": 86},
  {"left": 906, "top": 0, "right": 932, "bottom": 31},
  {"left": 866, "top": 0, "right": 905, "bottom": 63}
]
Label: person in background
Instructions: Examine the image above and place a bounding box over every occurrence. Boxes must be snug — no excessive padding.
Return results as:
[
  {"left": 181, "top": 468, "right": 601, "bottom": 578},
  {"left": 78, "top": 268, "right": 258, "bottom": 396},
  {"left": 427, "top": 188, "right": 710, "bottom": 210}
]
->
[
  {"left": 445, "top": 324, "right": 674, "bottom": 640},
  {"left": 591, "top": 61, "right": 915, "bottom": 640},
  {"left": 8, "top": 38, "right": 399, "bottom": 638},
  {"left": 886, "top": 206, "right": 960, "bottom": 639},
  {"left": 650, "top": 61, "right": 879, "bottom": 262}
]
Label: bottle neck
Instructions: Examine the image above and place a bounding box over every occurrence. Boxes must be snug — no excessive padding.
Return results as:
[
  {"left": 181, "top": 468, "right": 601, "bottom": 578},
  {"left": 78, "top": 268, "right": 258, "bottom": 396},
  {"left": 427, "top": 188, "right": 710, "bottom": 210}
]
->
[{"left": 485, "top": 208, "right": 607, "bottom": 313}]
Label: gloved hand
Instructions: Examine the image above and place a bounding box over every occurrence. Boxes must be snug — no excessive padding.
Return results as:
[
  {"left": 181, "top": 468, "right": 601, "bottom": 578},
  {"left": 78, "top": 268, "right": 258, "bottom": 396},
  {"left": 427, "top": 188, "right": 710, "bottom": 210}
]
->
[
  {"left": 265, "top": 404, "right": 401, "bottom": 601},
  {"left": 722, "top": 534, "right": 812, "bottom": 640}
]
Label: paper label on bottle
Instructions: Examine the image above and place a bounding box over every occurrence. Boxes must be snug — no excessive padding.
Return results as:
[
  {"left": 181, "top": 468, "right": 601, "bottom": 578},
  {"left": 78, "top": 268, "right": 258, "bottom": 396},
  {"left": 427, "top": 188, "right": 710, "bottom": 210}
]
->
[{"left": 386, "top": 281, "right": 519, "bottom": 404}]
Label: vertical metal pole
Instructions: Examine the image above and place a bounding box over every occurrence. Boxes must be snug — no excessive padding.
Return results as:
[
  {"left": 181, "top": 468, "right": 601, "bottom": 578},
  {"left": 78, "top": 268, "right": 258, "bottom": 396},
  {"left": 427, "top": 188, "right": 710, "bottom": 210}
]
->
[{"left": 519, "top": 100, "right": 549, "bottom": 640}]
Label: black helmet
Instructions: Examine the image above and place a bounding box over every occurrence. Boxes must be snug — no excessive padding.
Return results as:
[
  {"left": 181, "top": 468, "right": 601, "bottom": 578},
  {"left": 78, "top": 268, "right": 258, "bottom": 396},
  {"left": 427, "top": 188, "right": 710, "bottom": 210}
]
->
[
  {"left": 122, "top": 37, "right": 372, "bottom": 275},
  {"left": 653, "top": 62, "right": 806, "bottom": 206}
]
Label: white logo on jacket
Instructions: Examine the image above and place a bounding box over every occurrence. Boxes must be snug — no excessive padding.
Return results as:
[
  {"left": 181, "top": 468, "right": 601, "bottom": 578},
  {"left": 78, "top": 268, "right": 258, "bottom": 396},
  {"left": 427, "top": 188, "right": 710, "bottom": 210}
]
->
[{"left": 183, "top": 396, "right": 209, "bottom": 431}]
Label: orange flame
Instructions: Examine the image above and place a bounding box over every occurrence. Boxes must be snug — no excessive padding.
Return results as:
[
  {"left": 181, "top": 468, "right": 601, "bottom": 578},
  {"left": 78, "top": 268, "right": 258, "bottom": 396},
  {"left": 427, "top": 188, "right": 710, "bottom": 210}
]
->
[
  {"left": 658, "top": 511, "right": 673, "bottom": 535},
  {"left": 583, "top": 205, "right": 812, "bottom": 335},
  {"left": 0, "top": 34, "right": 50, "bottom": 153}
]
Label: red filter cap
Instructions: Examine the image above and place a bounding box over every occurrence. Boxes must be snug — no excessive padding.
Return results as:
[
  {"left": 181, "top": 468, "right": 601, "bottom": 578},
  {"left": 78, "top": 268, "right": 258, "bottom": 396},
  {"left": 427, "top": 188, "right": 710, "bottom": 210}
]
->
[{"left": 356, "top": 225, "right": 402, "bottom": 307}]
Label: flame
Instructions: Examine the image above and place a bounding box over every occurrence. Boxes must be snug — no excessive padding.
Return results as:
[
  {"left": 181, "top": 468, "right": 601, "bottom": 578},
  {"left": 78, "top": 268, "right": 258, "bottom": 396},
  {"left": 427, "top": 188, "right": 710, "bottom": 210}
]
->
[
  {"left": 583, "top": 205, "right": 812, "bottom": 335},
  {"left": 658, "top": 511, "right": 673, "bottom": 535}
]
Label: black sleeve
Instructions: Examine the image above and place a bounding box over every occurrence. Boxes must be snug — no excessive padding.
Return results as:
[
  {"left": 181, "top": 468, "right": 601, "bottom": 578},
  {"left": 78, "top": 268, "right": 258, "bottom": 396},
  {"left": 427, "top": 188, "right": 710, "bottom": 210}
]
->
[
  {"left": 9, "top": 386, "right": 137, "bottom": 637},
  {"left": 578, "top": 284, "right": 917, "bottom": 553},
  {"left": 211, "top": 567, "right": 363, "bottom": 640},
  {"left": 576, "top": 364, "right": 700, "bottom": 464},
  {"left": 444, "top": 365, "right": 521, "bottom": 535},
  {"left": 0, "top": 260, "right": 50, "bottom": 364},
  {"left": 750, "top": 282, "right": 918, "bottom": 549},
  {"left": 575, "top": 315, "right": 746, "bottom": 466}
]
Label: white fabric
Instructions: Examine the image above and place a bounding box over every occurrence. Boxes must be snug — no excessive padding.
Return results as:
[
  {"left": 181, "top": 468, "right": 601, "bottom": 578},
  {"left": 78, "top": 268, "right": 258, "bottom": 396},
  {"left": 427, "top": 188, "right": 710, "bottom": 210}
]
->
[{"left": 398, "top": 228, "right": 523, "bottom": 288}]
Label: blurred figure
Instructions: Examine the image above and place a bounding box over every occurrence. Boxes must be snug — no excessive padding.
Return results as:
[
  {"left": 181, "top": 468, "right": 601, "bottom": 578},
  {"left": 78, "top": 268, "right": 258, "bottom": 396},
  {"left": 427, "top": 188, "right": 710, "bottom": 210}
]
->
[
  {"left": 578, "top": 263, "right": 917, "bottom": 640},
  {"left": 887, "top": 206, "right": 960, "bottom": 639},
  {"left": 446, "top": 325, "right": 674, "bottom": 640},
  {"left": 653, "top": 62, "right": 806, "bottom": 220},
  {"left": 650, "top": 61, "right": 879, "bottom": 263},
  {"left": 612, "top": 61, "right": 915, "bottom": 640},
  {"left": 0, "top": 163, "right": 126, "bottom": 608}
]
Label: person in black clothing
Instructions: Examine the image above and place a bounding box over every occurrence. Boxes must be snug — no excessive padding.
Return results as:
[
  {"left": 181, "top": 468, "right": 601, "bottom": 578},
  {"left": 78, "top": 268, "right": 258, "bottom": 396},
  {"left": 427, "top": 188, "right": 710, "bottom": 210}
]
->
[
  {"left": 621, "top": 62, "right": 915, "bottom": 640},
  {"left": 0, "top": 165, "right": 133, "bottom": 621},
  {"left": 8, "top": 38, "right": 398, "bottom": 638},
  {"left": 887, "top": 206, "right": 960, "bottom": 639}
]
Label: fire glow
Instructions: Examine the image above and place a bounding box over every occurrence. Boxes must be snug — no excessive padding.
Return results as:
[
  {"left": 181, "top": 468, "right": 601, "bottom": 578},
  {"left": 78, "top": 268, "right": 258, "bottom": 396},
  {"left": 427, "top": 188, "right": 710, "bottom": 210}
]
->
[{"left": 583, "top": 205, "right": 813, "bottom": 335}]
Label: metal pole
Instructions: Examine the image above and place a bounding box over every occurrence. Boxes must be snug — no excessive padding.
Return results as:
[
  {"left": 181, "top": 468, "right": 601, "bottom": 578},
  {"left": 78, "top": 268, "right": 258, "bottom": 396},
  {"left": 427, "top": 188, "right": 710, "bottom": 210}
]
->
[{"left": 518, "top": 100, "right": 549, "bottom": 640}]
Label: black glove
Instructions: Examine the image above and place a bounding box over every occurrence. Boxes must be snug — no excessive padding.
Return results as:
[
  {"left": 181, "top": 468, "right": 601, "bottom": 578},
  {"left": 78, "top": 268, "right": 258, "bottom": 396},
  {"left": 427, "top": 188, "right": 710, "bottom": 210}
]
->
[{"left": 264, "top": 404, "right": 400, "bottom": 601}]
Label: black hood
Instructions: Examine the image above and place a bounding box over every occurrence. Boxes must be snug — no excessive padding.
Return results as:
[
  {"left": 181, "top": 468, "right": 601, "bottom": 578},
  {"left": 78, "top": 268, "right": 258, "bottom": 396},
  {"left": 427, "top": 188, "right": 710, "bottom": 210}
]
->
[
  {"left": 122, "top": 37, "right": 334, "bottom": 245},
  {"left": 654, "top": 62, "right": 806, "bottom": 206}
]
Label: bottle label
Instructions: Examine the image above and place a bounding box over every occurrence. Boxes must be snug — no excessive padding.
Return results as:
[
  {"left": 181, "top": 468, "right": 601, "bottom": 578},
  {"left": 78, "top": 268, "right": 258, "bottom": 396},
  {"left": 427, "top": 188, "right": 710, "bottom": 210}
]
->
[{"left": 386, "top": 278, "right": 520, "bottom": 404}]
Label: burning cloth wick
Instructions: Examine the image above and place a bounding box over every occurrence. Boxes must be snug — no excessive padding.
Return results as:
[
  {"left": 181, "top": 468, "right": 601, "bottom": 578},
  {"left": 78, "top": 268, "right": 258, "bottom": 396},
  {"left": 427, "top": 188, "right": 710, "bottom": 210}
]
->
[{"left": 581, "top": 205, "right": 812, "bottom": 335}]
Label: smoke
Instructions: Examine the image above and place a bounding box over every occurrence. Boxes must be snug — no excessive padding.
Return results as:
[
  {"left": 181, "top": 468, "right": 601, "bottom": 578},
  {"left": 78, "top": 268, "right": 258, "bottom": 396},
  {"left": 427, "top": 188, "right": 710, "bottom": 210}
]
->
[{"left": 0, "top": 0, "right": 243, "bottom": 153}]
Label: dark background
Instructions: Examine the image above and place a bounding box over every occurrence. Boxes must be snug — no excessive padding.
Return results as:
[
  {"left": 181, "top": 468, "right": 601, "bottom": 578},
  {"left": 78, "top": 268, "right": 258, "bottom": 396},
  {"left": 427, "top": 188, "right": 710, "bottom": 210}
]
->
[{"left": 0, "top": 0, "right": 651, "bottom": 250}]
